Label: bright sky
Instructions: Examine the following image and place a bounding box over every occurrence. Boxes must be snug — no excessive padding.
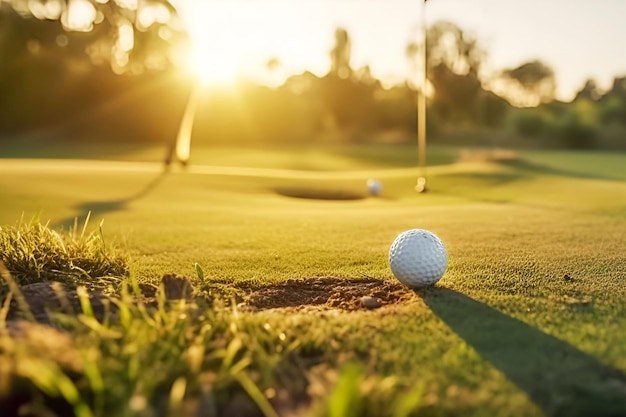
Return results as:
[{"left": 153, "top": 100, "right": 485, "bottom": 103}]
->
[{"left": 176, "top": 0, "right": 626, "bottom": 101}]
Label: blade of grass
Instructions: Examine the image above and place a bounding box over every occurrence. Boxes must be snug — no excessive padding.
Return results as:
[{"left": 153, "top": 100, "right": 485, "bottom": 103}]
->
[
  {"left": 18, "top": 358, "right": 94, "bottom": 417},
  {"left": 235, "top": 372, "right": 280, "bottom": 417},
  {"left": 393, "top": 383, "right": 425, "bottom": 417},
  {"left": 80, "top": 212, "right": 92, "bottom": 240},
  {"left": 76, "top": 286, "right": 95, "bottom": 318},
  {"left": 168, "top": 376, "right": 187, "bottom": 415},
  {"left": 0, "top": 260, "right": 35, "bottom": 322}
]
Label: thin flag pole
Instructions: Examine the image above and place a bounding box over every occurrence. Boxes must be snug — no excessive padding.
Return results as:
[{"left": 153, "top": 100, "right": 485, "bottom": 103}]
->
[{"left": 415, "top": 0, "right": 428, "bottom": 193}]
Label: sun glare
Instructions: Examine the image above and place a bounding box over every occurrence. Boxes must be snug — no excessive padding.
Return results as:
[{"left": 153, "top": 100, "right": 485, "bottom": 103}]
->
[
  {"left": 189, "top": 40, "right": 239, "bottom": 86},
  {"left": 182, "top": 1, "right": 247, "bottom": 86},
  {"left": 175, "top": 0, "right": 333, "bottom": 88}
]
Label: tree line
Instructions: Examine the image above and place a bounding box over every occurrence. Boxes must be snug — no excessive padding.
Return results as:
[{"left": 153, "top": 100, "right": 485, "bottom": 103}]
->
[{"left": 1, "top": 0, "right": 625, "bottom": 149}]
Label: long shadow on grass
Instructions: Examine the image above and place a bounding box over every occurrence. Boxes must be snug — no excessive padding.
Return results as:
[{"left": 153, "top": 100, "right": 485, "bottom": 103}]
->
[
  {"left": 422, "top": 288, "right": 626, "bottom": 417},
  {"left": 53, "top": 171, "right": 168, "bottom": 230}
]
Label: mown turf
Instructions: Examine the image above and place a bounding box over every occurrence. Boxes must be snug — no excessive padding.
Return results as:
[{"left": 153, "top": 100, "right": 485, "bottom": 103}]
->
[{"left": 0, "top": 146, "right": 625, "bottom": 416}]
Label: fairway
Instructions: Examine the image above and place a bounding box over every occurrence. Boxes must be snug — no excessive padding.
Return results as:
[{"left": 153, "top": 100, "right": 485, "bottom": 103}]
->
[{"left": 1, "top": 147, "right": 626, "bottom": 417}]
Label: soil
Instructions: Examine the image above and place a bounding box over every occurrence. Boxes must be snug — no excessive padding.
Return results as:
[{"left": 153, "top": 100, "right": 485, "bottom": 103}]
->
[
  {"left": 4, "top": 275, "right": 192, "bottom": 325},
  {"left": 239, "top": 277, "right": 417, "bottom": 312},
  {"left": 5, "top": 275, "right": 417, "bottom": 327}
]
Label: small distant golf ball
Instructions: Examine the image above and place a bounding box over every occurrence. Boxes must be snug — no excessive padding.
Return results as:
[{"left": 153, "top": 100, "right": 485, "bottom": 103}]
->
[
  {"left": 389, "top": 229, "right": 448, "bottom": 288},
  {"left": 367, "top": 179, "right": 382, "bottom": 196}
]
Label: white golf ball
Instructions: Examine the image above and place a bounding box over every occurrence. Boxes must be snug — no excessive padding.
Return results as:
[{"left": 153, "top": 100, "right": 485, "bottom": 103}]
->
[
  {"left": 367, "top": 179, "right": 382, "bottom": 196},
  {"left": 389, "top": 229, "right": 448, "bottom": 288}
]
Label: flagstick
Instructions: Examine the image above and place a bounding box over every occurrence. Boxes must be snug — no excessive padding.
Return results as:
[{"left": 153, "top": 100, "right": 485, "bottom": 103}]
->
[
  {"left": 415, "top": 0, "right": 428, "bottom": 193},
  {"left": 175, "top": 83, "right": 202, "bottom": 166}
]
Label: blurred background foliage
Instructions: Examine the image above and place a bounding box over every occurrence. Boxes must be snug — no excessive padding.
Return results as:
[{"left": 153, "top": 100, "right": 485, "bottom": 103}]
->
[{"left": 1, "top": 0, "right": 625, "bottom": 152}]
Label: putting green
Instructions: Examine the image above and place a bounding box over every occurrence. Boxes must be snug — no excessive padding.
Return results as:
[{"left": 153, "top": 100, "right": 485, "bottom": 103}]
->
[{"left": 1, "top": 147, "right": 625, "bottom": 416}]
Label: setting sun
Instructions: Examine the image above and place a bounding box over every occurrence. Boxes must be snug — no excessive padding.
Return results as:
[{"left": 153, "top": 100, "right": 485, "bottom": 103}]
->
[
  {"left": 175, "top": 0, "right": 336, "bottom": 87},
  {"left": 180, "top": 1, "right": 253, "bottom": 86},
  {"left": 188, "top": 41, "right": 239, "bottom": 86}
]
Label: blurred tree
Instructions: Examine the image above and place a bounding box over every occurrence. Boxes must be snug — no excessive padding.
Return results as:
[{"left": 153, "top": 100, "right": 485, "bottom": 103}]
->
[
  {"left": 606, "top": 76, "right": 626, "bottom": 99},
  {"left": 283, "top": 70, "right": 326, "bottom": 133},
  {"left": 599, "top": 95, "right": 626, "bottom": 126},
  {"left": 246, "top": 85, "right": 315, "bottom": 144},
  {"left": 496, "top": 60, "right": 556, "bottom": 107},
  {"left": 407, "top": 21, "right": 489, "bottom": 127},
  {"left": 319, "top": 73, "right": 379, "bottom": 137},
  {"left": 3, "top": 0, "right": 183, "bottom": 74},
  {"left": 329, "top": 27, "right": 352, "bottom": 80},
  {"left": 429, "top": 63, "right": 481, "bottom": 125},
  {"left": 514, "top": 110, "right": 546, "bottom": 138},
  {"left": 560, "top": 116, "right": 597, "bottom": 149},
  {"left": 574, "top": 79, "right": 602, "bottom": 102},
  {"left": 317, "top": 27, "right": 380, "bottom": 139},
  {"left": 477, "top": 90, "right": 510, "bottom": 128},
  {"left": 424, "top": 20, "right": 484, "bottom": 76},
  {"left": 374, "top": 83, "right": 417, "bottom": 136},
  {"left": 0, "top": 4, "right": 87, "bottom": 131},
  {"left": 585, "top": 76, "right": 626, "bottom": 149},
  {"left": 599, "top": 76, "right": 626, "bottom": 125},
  {"left": 0, "top": 0, "right": 187, "bottom": 140}
]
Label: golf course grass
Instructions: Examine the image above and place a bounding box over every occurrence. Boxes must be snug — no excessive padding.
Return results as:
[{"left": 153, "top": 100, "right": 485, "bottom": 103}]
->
[{"left": 0, "top": 145, "right": 625, "bottom": 417}]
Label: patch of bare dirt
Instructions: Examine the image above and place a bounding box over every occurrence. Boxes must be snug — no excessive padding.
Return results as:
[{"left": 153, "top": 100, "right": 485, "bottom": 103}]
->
[
  {"left": 5, "top": 274, "right": 193, "bottom": 325},
  {"left": 239, "top": 277, "right": 416, "bottom": 312}
]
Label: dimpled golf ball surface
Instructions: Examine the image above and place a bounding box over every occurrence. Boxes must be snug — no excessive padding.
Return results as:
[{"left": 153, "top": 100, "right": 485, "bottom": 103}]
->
[{"left": 389, "top": 229, "right": 448, "bottom": 288}]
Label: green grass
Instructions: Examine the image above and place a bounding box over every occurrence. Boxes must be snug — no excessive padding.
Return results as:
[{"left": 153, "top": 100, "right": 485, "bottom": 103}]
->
[
  {"left": 520, "top": 149, "right": 626, "bottom": 181},
  {"left": 0, "top": 215, "right": 127, "bottom": 294},
  {"left": 1, "top": 145, "right": 626, "bottom": 416},
  {"left": 0, "top": 141, "right": 459, "bottom": 170}
]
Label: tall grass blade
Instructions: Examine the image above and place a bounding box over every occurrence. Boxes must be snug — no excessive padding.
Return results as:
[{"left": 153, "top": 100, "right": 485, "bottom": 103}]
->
[
  {"left": 80, "top": 212, "right": 92, "bottom": 240},
  {"left": 76, "top": 286, "right": 95, "bottom": 318},
  {"left": 393, "top": 383, "right": 425, "bottom": 417},
  {"left": 235, "top": 372, "right": 280, "bottom": 417},
  {"left": 0, "top": 260, "right": 35, "bottom": 322}
]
